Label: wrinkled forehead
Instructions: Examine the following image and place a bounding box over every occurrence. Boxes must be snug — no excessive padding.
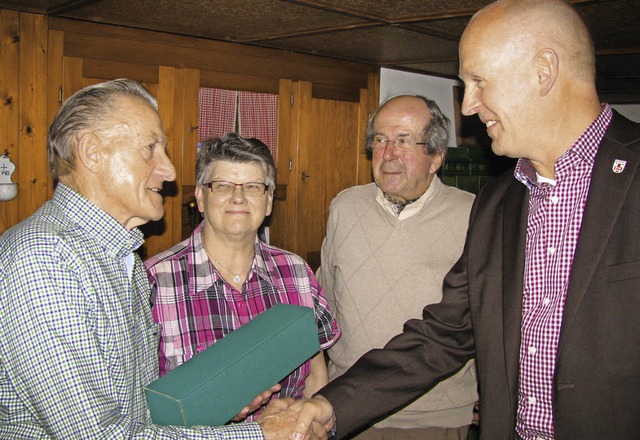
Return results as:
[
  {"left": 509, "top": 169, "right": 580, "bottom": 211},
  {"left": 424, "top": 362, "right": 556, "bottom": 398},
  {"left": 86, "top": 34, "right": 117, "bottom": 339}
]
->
[{"left": 374, "top": 98, "right": 432, "bottom": 132}]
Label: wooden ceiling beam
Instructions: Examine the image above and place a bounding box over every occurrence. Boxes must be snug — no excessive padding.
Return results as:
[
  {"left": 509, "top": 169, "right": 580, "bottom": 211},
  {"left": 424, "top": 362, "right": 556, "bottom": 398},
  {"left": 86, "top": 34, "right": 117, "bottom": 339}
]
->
[
  {"left": 46, "top": 0, "right": 99, "bottom": 15},
  {"left": 239, "top": 22, "right": 384, "bottom": 43}
]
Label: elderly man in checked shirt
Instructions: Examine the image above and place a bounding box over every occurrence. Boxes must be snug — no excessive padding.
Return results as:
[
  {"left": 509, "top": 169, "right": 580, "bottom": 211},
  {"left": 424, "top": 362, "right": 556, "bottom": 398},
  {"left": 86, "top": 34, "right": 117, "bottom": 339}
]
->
[{"left": 0, "top": 79, "right": 329, "bottom": 439}]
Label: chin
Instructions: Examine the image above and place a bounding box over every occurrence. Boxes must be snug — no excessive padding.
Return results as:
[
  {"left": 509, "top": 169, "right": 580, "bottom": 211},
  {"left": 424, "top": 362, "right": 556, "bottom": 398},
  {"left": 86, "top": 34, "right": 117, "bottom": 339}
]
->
[
  {"left": 490, "top": 141, "right": 508, "bottom": 158},
  {"left": 142, "top": 207, "right": 165, "bottom": 223},
  {"left": 151, "top": 211, "right": 165, "bottom": 222}
]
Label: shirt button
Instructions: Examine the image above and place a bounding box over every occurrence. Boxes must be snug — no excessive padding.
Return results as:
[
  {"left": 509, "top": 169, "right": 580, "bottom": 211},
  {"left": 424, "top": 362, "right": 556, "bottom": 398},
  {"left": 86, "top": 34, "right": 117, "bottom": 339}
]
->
[
  {"left": 547, "top": 246, "right": 556, "bottom": 255},
  {"left": 550, "top": 195, "right": 559, "bottom": 204},
  {"left": 543, "top": 297, "right": 551, "bottom": 305},
  {"left": 528, "top": 346, "right": 537, "bottom": 354},
  {"left": 528, "top": 396, "right": 536, "bottom": 404}
]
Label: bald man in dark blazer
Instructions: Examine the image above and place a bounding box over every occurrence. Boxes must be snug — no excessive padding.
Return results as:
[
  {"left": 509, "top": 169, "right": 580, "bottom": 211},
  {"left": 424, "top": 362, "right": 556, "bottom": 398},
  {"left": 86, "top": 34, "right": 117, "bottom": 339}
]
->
[{"left": 319, "top": 110, "right": 640, "bottom": 439}]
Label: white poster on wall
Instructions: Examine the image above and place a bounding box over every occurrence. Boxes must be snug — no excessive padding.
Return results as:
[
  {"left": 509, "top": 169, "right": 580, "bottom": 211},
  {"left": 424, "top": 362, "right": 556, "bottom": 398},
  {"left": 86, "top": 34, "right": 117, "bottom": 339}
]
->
[
  {"left": 611, "top": 104, "right": 640, "bottom": 122},
  {"left": 379, "top": 68, "right": 461, "bottom": 149}
]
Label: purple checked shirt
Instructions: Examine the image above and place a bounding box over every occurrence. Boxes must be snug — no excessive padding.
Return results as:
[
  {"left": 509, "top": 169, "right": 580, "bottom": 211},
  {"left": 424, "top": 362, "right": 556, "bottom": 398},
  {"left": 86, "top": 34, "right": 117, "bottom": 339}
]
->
[
  {"left": 145, "top": 223, "right": 340, "bottom": 421},
  {"left": 513, "top": 104, "right": 613, "bottom": 439}
]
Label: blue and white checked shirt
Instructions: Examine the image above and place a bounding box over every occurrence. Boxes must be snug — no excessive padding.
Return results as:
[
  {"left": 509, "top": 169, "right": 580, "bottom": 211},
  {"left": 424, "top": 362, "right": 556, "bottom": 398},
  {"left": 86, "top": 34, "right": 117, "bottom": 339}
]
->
[{"left": 0, "top": 184, "right": 264, "bottom": 439}]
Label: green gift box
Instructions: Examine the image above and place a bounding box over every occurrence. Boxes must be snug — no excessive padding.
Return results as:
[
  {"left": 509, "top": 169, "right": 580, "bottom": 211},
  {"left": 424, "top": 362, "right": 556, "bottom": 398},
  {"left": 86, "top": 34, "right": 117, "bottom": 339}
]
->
[{"left": 144, "top": 303, "right": 320, "bottom": 427}]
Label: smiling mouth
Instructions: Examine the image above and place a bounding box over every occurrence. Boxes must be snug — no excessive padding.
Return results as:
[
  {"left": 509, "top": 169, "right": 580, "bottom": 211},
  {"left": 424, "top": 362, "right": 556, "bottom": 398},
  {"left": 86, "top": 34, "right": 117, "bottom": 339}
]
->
[{"left": 148, "top": 187, "right": 163, "bottom": 196}]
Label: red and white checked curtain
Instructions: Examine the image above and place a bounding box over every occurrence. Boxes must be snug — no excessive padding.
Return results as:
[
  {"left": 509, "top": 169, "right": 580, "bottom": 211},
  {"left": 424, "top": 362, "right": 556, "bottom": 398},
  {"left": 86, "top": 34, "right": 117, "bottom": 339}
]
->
[
  {"left": 238, "top": 91, "right": 277, "bottom": 158},
  {"left": 197, "top": 88, "right": 237, "bottom": 143},
  {"left": 197, "top": 88, "right": 277, "bottom": 159}
]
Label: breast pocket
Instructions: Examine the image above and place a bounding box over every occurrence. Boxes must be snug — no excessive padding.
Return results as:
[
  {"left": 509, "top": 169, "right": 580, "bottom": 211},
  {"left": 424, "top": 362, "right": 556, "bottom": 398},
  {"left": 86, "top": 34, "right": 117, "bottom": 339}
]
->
[{"left": 607, "top": 259, "right": 640, "bottom": 283}]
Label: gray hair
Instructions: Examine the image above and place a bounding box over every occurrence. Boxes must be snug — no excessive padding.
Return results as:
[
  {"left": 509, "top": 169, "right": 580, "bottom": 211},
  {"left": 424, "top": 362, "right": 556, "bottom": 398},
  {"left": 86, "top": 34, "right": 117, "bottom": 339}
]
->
[
  {"left": 196, "top": 133, "right": 276, "bottom": 190},
  {"left": 47, "top": 78, "right": 157, "bottom": 179},
  {"left": 365, "top": 95, "right": 450, "bottom": 156}
]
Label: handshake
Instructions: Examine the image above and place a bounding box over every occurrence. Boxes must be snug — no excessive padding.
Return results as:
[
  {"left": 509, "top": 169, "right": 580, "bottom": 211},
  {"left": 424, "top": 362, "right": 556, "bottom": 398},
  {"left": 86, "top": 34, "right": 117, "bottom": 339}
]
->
[{"left": 256, "top": 394, "right": 336, "bottom": 440}]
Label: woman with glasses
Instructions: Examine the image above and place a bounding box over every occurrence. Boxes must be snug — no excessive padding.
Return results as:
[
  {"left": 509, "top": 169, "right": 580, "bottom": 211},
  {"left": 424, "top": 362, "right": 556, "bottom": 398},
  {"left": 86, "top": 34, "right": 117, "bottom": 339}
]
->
[{"left": 145, "top": 132, "right": 340, "bottom": 422}]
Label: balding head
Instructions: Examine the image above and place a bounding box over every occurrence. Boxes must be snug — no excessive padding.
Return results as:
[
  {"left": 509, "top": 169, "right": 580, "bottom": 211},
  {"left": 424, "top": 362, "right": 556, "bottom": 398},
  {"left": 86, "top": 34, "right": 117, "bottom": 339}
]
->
[
  {"left": 465, "top": 0, "right": 595, "bottom": 83},
  {"left": 366, "top": 95, "right": 451, "bottom": 156}
]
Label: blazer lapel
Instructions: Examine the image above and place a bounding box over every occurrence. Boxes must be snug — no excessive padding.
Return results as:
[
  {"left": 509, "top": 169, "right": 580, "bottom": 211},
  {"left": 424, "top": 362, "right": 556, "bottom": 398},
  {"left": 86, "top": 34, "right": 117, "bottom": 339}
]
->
[
  {"left": 559, "top": 128, "right": 640, "bottom": 353},
  {"left": 501, "top": 179, "right": 529, "bottom": 398}
]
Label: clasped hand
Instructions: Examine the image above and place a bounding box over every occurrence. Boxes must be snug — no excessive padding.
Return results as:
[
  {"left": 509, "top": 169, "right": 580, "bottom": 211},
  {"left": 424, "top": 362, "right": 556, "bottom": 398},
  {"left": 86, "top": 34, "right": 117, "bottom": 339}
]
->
[{"left": 258, "top": 395, "right": 335, "bottom": 440}]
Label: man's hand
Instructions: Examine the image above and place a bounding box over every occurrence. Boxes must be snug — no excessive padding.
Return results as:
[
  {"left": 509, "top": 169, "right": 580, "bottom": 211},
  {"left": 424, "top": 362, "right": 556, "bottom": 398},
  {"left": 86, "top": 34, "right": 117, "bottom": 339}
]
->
[
  {"left": 258, "top": 396, "right": 335, "bottom": 440},
  {"left": 232, "top": 384, "right": 282, "bottom": 422},
  {"left": 290, "top": 396, "right": 335, "bottom": 440}
]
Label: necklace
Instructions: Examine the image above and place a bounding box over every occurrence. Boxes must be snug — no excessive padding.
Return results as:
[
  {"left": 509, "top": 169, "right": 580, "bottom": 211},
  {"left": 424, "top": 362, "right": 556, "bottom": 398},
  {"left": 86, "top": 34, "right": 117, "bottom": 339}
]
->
[{"left": 209, "top": 255, "right": 252, "bottom": 284}]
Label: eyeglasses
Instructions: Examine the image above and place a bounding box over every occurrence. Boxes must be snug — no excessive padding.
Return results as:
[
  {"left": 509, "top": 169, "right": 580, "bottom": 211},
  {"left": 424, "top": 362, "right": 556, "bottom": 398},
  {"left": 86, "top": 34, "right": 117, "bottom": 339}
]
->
[
  {"left": 371, "top": 136, "right": 428, "bottom": 153},
  {"left": 204, "top": 180, "right": 269, "bottom": 197}
]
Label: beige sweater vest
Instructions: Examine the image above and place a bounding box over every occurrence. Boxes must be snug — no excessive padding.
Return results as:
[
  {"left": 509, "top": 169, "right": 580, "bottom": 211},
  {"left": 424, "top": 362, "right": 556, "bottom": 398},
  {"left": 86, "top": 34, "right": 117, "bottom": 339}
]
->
[{"left": 318, "top": 177, "right": 478, "bottom": 429}]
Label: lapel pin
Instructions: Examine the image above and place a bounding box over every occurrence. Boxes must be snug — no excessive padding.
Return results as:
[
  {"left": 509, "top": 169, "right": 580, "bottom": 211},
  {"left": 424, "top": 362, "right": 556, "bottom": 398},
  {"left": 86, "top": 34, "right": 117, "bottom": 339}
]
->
[{"left": 612, "top": 159, "right": 627, "bottom": 174}]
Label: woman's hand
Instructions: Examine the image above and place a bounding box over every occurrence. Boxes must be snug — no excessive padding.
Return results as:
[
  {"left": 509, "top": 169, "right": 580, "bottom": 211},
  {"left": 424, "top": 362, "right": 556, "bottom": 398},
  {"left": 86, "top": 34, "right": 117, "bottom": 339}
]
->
[{"left": 231, "top": 383, "right": 282, "bottom": 421}]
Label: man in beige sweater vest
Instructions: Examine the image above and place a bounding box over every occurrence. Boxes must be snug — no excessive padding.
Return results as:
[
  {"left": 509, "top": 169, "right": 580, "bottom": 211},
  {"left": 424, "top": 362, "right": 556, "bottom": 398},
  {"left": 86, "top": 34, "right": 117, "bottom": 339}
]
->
[{"left": 317, "top": 95, "right": 478, "bottom": 440}]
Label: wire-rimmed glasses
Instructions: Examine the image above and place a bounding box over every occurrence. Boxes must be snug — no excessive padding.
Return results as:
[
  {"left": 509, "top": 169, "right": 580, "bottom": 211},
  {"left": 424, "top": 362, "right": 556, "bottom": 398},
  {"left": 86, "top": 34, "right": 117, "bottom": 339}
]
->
[
  {"left": 370, "top": 136, "right": 428, "bottom": 153},
  {"left": 204, "top": 180, "right": 269, "bottom": 197}
]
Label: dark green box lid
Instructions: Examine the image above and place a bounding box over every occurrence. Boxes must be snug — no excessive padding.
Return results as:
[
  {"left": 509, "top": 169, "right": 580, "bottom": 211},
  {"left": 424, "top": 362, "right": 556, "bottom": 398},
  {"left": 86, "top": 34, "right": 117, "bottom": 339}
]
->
[{"left": 145, "top": 303, "right": 320, "bottom": 427}]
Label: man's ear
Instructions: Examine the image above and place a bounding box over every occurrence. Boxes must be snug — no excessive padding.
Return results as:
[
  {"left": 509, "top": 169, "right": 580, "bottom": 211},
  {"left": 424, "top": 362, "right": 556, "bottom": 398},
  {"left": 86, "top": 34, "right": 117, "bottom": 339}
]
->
[
  {"left": 76, "top": 132, "right": 106, "bottom": 174},
  {"left": 536, "top": 48, "right": 558, "bottom": 97},
  {"left": 429, "top": 152, "right": 445, "bottom": 174}
]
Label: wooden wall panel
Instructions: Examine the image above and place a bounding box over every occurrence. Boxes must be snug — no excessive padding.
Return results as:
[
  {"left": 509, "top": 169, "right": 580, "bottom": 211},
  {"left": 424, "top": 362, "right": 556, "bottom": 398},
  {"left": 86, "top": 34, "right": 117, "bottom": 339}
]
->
[
  {"left": 200, "top": 70, "right": 278, "bottom": 94},
  {"left": 50, "top": 17, "right": 373, "bottom": 102},
  {"left": 17, "top": 13, "right": 48, "bottom": 223},
  {"left": 180, "top": 68, "right": 200, "bottom": 188},
  {"left": 356, "top": 71, "right": 380, "bottom": 186},
  {"left": 62, "top": 56, "right": 83, "bottom": 100},
  {"left": 83, "top": 58, "right": 159, "bottom": 85},
  {"left": 269, "top": 79, "right": 301, "bottom": 253},
  {"left": 47, "top": 29, "right": 63, "bottom": 200},
  {"left": 175, "top": 68, "right": 199, "bottom": 245},
  {"left": 0, "top": 10, "right": 20, "bottom": 234}
]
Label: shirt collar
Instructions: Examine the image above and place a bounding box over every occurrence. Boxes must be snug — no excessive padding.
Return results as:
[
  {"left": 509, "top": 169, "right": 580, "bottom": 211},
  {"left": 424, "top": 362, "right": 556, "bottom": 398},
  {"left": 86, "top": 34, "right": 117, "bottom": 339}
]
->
[
  {"left": 253, "top": 238, "right": 275, "bottom": 283},
  {"left": 186, "top": 222, "right": 218, "bottom": 293},
  {"left": 187, "top": 223, "right": 271, "bottom": 293},
  {"left": 375, "top": 175, "right": 443, "bottom": 220},
  {"left": 515, "top": 103, "right": 613, "bottom": 189},
  {"left": 52, "top": 183, "right": 144, "bottom": 258}
]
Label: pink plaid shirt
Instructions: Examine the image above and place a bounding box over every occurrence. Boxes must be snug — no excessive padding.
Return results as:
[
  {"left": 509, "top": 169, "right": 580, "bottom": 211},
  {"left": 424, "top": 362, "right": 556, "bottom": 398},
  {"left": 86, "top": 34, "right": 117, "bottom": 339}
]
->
[
  {"left": 513, "top": 104, "right": 613, "bottom": 439},
  {"left": 145, "top": 223, "right": 340, "bottom": 420}
]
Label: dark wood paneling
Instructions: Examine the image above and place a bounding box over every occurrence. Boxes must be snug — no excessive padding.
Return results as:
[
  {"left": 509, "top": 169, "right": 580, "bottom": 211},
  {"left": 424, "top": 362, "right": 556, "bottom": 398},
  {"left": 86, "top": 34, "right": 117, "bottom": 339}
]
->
[{"left": 49, "top": 17, "right": 375, "bottom": 102}]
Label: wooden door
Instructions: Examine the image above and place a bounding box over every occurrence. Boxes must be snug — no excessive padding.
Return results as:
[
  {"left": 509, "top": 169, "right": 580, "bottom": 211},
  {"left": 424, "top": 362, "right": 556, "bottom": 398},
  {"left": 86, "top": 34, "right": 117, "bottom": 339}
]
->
[{"left": 271, "top": 80, "right": 373, "bottom": 270}]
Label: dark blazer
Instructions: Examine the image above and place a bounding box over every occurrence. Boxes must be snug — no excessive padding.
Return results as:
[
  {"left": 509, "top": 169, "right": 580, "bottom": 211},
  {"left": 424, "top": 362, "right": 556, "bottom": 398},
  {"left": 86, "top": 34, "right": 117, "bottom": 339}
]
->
[{"left": 320, "top": 112, "right": 640, "bottom": 440}]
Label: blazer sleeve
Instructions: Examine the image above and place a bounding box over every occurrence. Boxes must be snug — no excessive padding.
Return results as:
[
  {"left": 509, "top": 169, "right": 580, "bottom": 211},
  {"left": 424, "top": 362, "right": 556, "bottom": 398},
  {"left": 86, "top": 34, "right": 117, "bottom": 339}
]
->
[{"left": 318, "top": 233, "right": 476, "bottom": 438}]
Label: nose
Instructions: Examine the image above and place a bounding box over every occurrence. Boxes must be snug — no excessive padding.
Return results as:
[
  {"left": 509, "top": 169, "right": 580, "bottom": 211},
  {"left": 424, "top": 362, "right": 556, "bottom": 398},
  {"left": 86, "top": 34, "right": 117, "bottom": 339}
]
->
[
  {"left": 230, "top": 185, "right": 248, "bottom": 203},
  {"left": 461, "top": 85, "right": 479, "bottom": 116},
  {"left": 381, "top": 141, "right": 399, "bottom": 161},
  {"left": 156, "top": 149, "right": 177, "bottom": 182}
]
